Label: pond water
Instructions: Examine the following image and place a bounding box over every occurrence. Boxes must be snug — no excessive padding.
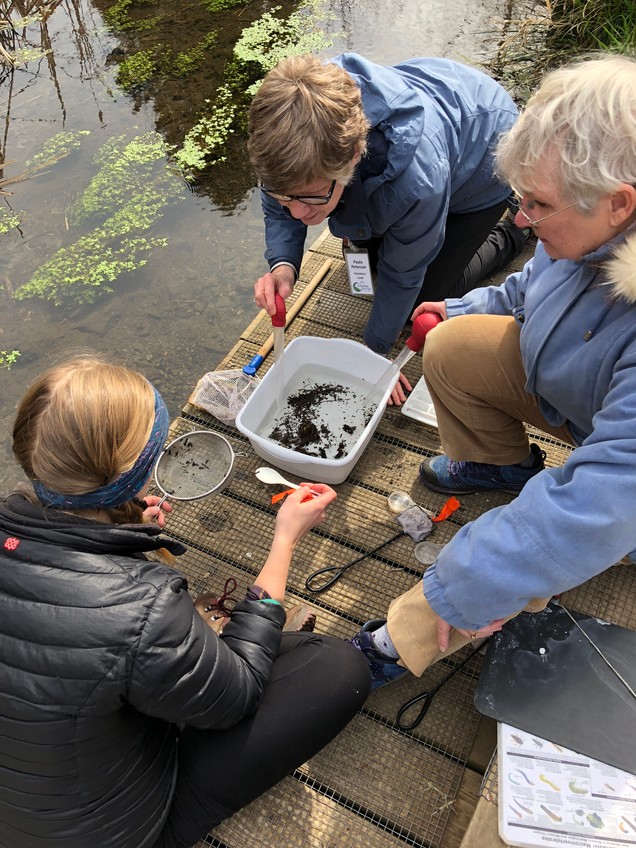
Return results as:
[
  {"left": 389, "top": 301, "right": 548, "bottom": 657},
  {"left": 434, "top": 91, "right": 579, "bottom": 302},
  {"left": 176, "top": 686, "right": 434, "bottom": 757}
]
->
[{"left": 0, "top": 0, "right": 506, "bottom": 488}]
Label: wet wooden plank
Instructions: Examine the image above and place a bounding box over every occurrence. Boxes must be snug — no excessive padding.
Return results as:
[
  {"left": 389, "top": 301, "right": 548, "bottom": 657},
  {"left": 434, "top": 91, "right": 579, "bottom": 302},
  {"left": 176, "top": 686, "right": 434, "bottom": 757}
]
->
[{"left": 459, "top": 795, "right": 505, "bottom": 848}]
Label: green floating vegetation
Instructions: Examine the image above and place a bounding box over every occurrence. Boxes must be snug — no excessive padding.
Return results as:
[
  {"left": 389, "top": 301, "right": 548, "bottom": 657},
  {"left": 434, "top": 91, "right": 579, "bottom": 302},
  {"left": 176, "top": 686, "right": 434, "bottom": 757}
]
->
[
  {"left": 0, "top": 350, "right": 21, "bottom": 370},
  {"left": 0, "top": 13, "right": 48, "bottom": 66},
  {"left": 0, "top": 209, "right": 21, "bottom": 236},
  {"left": 25, "top": 130, "right": 91, "bottom": 170},
  {"left": 68, "top": 131, "right": 173, "bottom": 225},
  {"left": 175, "top": 1, "right": 335, "bottom": 171},
  {"left": 115, "top": 32, "right": 217, "bottom": 92},
  {"left": 116, "top": 48, "right": 159, "bottom": 91},
  {"left": 201, "top": 0, "right": 250, "bottom": 11},
  {"left": 105, "top": 0, "right": 161, "bottom": 32},
  {"left": 16, "top": 131, "right": 185, "bottom": 306},
  {"left": 169, "top": 31, "right": 217, "bottom": 78}
]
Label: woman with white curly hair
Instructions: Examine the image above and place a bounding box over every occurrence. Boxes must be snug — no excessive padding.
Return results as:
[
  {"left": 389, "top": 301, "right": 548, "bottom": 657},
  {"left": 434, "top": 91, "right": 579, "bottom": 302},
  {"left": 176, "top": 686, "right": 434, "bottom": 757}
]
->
[{"left": 349, "top": 54, "right": 636, "bottom": 688}]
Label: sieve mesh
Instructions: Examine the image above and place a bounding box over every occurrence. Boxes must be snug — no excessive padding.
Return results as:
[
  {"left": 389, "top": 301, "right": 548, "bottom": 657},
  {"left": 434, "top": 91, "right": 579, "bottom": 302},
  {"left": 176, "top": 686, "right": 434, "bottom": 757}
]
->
[{"left": 154, "top": 431, "right": 234, "bottom": 500}]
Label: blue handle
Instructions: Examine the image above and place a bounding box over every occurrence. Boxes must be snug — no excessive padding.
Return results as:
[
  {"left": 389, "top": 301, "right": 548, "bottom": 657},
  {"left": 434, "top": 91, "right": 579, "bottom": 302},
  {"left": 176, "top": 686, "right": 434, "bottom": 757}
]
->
[{"left": 243, "top": 355, "right": 264, "bottom": 376}]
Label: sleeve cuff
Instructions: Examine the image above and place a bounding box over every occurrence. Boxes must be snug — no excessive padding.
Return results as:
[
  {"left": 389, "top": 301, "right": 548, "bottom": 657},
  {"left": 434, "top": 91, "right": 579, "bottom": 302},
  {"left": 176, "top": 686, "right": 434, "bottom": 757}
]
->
[{"left": 270, "top": 261, "right": 298, "bottom": 281}]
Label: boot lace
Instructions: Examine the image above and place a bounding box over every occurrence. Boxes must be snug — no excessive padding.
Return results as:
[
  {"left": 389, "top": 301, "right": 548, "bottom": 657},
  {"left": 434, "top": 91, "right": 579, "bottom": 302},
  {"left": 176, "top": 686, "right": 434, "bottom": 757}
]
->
[{"left": 201, "top": 577, "right": 238, "bottom": 616}]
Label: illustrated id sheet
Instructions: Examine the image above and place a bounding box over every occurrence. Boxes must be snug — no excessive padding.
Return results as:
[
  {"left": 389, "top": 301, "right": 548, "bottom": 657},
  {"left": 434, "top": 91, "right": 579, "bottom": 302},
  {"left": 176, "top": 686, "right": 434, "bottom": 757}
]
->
[{"left": 498, "top": 722, "right": 636, "bottom": 847}]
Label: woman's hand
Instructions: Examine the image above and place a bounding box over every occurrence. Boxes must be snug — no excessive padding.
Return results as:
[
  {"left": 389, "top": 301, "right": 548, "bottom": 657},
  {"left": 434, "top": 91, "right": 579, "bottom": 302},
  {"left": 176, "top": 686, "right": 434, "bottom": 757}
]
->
[
  {"left": 256, "top": 484, "right": 337, "bottom": 601},
  {"left": 411, "top": 301, "right": 447, "bottom": 323},
  {"left": 274, "top": 484, "right": 337, "bottom": 548},
  {"left": 435, "top": 613, "right": 505, "bottom": 652},
  {"left": 142, "top": 495, "right": 173, "bottom": 528},
  {"left": 387, "top": 372, "right": 412, "bottom": 406},
  {"left": 254, "top": 267, "right": 295, "bottom": 315}
]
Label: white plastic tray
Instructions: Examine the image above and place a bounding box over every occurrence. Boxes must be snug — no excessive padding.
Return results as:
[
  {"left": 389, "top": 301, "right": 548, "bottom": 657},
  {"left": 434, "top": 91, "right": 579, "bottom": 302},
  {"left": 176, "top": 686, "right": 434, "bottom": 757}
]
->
[{"left": 401, "top": 377, "right": 438, "bottom": 428}]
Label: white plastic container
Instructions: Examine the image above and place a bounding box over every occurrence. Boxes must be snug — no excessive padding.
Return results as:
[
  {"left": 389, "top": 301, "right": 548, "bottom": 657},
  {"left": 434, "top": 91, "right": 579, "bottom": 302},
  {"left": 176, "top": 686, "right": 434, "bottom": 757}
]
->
[{"left": 235, "top": 336, "right": 398, "bottom": 484}]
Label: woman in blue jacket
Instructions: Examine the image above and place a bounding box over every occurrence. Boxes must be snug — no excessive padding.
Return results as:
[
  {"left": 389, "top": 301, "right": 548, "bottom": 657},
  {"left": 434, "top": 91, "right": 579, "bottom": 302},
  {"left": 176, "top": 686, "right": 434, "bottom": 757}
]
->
[
  {"left": 348, "top": 54, "right": 636, "bottom": 688},
  {"left": 0, "top": 357, "right": 370, "bottom": 847},
  {"left": 249, "top": 53, "right": 524, "bottom": 365}
]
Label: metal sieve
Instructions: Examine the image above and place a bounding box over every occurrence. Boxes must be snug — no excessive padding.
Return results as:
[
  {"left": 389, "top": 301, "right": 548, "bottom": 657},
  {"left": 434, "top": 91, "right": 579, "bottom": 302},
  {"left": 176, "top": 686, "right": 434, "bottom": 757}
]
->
[{"left": 154, "top": 430, "right": 237, "bottom": 505}]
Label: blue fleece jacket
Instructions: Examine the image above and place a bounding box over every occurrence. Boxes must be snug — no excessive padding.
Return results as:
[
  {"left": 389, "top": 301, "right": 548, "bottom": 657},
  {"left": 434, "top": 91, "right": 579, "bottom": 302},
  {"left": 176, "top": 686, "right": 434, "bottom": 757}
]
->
[
  {"left": 260, "top": 54, "right": 517, "bottom": 353},
  {"left": 423, "top": 228, "right": 636, "bottom": 630}
]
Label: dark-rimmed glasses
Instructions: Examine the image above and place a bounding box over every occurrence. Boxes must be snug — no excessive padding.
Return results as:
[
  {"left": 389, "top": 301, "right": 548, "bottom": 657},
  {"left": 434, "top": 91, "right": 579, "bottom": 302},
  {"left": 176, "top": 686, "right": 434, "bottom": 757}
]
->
[
  {"left": 261, "top": 179, "right": 337, "bottom": 206},
  {"left": 510, "top": 196, "right": 577, "bottom": 229}
]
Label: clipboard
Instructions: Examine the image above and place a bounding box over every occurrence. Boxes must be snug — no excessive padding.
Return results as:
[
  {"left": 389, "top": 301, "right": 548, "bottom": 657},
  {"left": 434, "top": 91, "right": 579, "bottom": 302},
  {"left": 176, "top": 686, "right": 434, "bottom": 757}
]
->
[{"left": 474, "top": 602, "right": 636, "bottom": 775}]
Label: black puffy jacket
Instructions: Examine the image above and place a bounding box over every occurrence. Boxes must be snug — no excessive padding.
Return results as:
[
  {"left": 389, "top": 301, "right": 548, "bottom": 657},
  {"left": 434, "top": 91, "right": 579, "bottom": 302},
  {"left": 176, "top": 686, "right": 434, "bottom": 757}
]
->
[{"left": 0, "top": 494, "right": 285, "bottom": 848}]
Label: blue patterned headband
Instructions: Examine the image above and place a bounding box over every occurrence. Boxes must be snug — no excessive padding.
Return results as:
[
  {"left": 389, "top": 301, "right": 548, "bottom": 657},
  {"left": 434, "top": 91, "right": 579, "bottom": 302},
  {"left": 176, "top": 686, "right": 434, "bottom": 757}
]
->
[{"left": 33, "top": 386, "right": 169, "bottom": 510}]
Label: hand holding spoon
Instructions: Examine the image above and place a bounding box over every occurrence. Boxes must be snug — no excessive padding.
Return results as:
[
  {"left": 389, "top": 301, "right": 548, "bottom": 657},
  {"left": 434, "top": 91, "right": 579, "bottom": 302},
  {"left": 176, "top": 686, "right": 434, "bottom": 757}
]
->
[{"left": 255, "top": 467, "right": 321, "bottom": 497}]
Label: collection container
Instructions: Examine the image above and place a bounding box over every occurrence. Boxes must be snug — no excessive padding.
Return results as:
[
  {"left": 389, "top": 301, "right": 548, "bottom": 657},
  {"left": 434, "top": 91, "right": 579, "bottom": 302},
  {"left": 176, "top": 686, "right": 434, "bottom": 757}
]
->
[{"left": 235, "top": 336, "right": 398, "bottom": 484}]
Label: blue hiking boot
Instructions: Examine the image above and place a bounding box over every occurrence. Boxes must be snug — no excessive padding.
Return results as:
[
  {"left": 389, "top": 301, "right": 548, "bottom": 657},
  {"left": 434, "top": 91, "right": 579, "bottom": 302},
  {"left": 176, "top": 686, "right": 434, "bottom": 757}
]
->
[
  {"left": 349, "top": 619, "right": 409, "bottom": 690},
  {"left": 420, "top": 443, "right": 546, "bottom": 495}
]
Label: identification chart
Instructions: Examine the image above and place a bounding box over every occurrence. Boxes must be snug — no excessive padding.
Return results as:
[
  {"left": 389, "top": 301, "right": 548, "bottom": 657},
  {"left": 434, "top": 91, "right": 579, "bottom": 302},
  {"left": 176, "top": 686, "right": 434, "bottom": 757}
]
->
[{"left": 498, "top": 722, "right": 636, "bottom": 847}]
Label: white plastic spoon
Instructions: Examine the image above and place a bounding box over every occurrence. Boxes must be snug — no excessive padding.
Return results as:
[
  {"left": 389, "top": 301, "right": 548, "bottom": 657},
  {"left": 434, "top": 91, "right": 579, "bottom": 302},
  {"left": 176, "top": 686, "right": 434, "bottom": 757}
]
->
[{"left": 255, "top": 467, "right": 320, "bottom": 497}]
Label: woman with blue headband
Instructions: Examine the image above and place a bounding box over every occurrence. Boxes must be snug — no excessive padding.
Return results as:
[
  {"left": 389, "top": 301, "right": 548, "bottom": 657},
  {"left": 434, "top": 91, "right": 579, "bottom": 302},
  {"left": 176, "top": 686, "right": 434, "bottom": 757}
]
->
[{"left": 0, "top": 356, "right": 370, "bottom": 848}]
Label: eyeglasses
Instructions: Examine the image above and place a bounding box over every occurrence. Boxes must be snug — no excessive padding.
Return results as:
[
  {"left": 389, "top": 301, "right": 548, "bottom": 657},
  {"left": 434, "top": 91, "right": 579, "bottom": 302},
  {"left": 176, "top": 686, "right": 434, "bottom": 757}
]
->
[
  {"left": 260, "top": 179, "right": 337, "bottom": 206},
  {"left": 511, "top": 196, "right": 577, "bottom": 229}
]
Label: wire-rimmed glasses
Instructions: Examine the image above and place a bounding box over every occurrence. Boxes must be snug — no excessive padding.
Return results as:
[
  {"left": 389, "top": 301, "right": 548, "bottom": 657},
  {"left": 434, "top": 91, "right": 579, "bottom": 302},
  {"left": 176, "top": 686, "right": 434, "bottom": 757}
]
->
[{"left": 510, "top": 195, "right": 577, "bottom": 229}]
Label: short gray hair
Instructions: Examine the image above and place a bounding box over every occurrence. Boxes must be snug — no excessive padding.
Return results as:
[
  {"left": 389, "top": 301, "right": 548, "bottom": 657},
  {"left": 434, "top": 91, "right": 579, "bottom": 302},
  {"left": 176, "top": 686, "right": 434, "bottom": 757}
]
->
[{"left": 496, "top": 54, "right": 636, "bottom": 212}]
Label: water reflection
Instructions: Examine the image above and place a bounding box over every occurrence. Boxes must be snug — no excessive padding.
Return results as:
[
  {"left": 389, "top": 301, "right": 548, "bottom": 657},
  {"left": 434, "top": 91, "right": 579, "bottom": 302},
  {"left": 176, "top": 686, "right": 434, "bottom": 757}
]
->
[{"left": 0, "top": 0, "right": 503, "bottom": 487}]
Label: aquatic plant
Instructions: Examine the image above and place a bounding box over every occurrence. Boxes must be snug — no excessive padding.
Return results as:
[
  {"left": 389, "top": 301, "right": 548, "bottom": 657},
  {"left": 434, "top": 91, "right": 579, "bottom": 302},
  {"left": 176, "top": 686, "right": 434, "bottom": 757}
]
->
[
  {"left": 201, "top": 0, "right": 249, "bottom": 11},
  {"left": 25, "top": 130, "right": 91, "bottom": 170},
  {"left": 0, "top": 209, "right": 21, "bottom": 235},
  {"left": 169, "top": 31, "right": 217, "bottom": 78},
  {"left": 15, "top": 195, "right": 169, "bottom": 305},
  {"left": 0, "top": 13, "right": 48, "bottom": 66},
  {"left": 174, "top": 1, "right": 334, "bottom": 171},
  {"left": 488, "top": 0, "right": 636, "bottom": 103},
  {"left": 0, "top": 350, "right": 21, "bottom": 370},
  {"left": 16, "top": 131, "right": 184, "bottom": 306},
  {"left": 116, "top": 48, "right": 158, "bottom": 91},
  {"left": 234, "top": 1, "right": 335, "bottom": 95},
  {"left": 4, "top": 45, "right": 50, "bottom": 64},
  {"left": 68, "top": 131, "right": 173, "bottom": 225},
  {"left": 175, "top": 86, "right": 236, "bottom": 169},
  {"left": 105, "top": 0, "right": 161, "bottom": 32}
]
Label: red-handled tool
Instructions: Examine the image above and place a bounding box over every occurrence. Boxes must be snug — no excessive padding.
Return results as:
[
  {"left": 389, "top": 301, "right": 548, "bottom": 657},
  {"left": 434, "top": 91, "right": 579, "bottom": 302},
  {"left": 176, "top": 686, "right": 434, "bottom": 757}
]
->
[
  {"left": 271, "top": 292, "right": 286, "bottom": 328},
  {"left": 363, "top": 312, "right": 442, "bottom": 409}
]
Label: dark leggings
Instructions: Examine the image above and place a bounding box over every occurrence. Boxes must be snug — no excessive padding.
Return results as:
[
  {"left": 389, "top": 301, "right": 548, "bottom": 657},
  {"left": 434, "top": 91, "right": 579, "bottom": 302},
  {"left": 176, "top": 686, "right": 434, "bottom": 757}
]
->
[
  {"left": 354, "top": 196, "right": 527, "bottom": 306},
  {"left": 153, "top": 633, "right": 371, "bottom": 848}
]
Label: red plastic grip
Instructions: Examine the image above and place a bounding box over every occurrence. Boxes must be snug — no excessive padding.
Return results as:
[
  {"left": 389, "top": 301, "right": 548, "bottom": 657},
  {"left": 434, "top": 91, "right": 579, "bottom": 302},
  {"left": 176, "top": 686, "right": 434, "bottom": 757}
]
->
[
  {"left": 406, "top": 312, "right": 442, "bottom": 352},
  {"left": 271, "top": 293, "right": 287, "bottom": 328}
]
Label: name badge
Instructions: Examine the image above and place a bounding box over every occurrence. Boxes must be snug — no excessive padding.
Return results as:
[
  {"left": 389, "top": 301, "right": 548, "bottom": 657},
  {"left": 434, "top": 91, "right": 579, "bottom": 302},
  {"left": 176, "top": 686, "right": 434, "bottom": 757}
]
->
[{"left": 343, "top": 247, "right": 374, "bottom": 295}]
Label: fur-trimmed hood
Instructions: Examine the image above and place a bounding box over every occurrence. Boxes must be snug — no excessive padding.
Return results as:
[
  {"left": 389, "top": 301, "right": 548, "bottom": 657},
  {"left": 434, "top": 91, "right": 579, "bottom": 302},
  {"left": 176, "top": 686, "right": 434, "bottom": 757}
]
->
[{"left": 604, "top": 226, "right": 636, "bottom": 304}]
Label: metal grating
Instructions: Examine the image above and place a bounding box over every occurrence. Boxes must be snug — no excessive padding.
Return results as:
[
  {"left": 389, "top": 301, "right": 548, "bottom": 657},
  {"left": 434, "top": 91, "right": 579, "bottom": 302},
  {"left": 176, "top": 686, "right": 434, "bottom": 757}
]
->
[{"left": 157, "top": 413, "right": 483, "bottom": 848}]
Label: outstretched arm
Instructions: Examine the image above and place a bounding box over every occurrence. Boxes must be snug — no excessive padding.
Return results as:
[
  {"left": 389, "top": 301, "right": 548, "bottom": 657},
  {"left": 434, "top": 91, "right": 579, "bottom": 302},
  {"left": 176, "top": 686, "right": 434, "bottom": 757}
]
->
[{"left": 255, "top": 483, "right": 337, "bottom": 601}]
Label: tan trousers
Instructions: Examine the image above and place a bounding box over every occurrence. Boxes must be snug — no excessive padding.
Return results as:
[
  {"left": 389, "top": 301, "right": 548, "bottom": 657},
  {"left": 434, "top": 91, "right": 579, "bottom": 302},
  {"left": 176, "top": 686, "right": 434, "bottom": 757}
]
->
[
  {"left": 387, "top": 584, "right": 550, "bottom": 676},
  {"left": 388, "top": 314, "right": 573, "bottom": 675},
  {"left": 422, "top": 314, "right": 574, "bottom": 463}
]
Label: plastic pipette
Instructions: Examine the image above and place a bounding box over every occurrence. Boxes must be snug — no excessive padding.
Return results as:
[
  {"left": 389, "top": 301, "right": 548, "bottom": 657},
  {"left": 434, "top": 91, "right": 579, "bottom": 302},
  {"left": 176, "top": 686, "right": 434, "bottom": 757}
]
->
[
  {"left": 272, "top": 293, "right": 287, "bottom": 407},
  {"left": 363, "top": 312, "right": 442, "bottom": 410}
]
